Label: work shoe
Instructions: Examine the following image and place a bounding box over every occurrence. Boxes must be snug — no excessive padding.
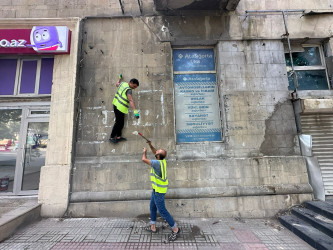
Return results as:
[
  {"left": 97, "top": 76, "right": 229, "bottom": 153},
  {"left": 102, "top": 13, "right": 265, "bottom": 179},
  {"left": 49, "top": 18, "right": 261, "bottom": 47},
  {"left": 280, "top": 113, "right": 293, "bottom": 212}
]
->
[
  {"left": 109, "top": 138, "right": 118, "bottom": 144},
  {"left": 168, "top": 228, "right": 181, "bottom": 241},
  {"left": 117, "top": 137, "right": 127, "bottom": 142}
]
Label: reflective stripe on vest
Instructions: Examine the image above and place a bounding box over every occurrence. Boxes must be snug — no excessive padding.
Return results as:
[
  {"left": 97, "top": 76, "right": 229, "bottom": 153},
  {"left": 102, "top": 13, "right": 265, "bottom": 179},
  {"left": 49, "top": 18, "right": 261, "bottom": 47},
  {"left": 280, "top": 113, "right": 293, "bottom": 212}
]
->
[
  {"left": 112, "top": 82, "right": 130, "bottom": 114},
  {"left": 150, "top": 159, "right": 168, "bottom": 193}
]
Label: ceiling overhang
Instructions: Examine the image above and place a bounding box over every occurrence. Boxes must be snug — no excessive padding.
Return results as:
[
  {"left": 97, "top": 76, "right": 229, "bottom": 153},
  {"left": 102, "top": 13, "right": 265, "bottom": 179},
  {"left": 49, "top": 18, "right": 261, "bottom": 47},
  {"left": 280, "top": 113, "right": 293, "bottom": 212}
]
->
[{"left": 154, "top": 0, "right": 240, "bottom": 12}]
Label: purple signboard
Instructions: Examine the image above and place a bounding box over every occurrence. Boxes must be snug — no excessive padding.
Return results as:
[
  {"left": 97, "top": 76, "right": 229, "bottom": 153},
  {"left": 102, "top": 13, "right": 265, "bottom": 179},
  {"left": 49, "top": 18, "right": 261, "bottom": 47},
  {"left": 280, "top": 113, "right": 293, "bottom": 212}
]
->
[{"left": 0, "top": 26, "right": 71, "bottom": 54}]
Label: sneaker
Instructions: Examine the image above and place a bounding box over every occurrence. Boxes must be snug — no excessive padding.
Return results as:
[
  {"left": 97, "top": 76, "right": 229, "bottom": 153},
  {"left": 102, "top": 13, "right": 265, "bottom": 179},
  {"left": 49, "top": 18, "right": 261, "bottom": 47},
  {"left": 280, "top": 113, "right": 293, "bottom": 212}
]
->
[
  {"left": 109, "top": 138, "right": 118, "bottom": 144},
  {"left": 168, "top": 228, "right": 181, "bottom": 241},
  {"left": 143, "top": 225, "right": 158, "bottom": 233}
]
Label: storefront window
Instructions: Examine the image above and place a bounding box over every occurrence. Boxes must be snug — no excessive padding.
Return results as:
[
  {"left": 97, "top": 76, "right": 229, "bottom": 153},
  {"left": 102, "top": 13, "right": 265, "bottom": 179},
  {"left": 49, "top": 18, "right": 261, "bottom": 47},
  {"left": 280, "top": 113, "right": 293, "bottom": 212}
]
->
[
  {"left": 0, "top": 59, "right": 17, "bottom": 95},
  {"left": 0, "top": 106, "right": 49, "bottom": 194},
  {"left": 0, "top": 57, "right": 54, "bottom": 96},
  {"left": 285, "top": 45, "right": 329, "bottom": 90},
  {"left": 0, "top": 109, "right": 22, "bottom": 192}
]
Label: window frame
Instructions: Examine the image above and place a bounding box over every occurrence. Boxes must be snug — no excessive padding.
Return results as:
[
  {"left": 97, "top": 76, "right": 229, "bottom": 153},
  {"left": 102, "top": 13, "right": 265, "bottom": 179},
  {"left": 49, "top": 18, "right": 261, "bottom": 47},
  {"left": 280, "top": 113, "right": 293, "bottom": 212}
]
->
[
  {"left": 286, "top": 44, "right": 330, "bottom": 90},
  {"left": 0, "top": 56, "right": 53, "bottom": 97}
]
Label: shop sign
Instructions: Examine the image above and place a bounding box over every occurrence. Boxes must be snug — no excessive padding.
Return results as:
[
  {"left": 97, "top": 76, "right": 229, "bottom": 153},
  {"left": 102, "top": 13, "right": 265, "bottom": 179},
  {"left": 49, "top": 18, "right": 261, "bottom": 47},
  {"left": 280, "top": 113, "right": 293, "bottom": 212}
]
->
[
  {"left": 0, "top": 26, "right": 70, "bottom": 54},
  {"left": 174, "top": 73, "right": 222, "bottom": 142},
  {"left": 173, "top": 49, "right": 215, "bottom": 72},
  {"left": 173, "top": 48, "right": 222, "bottom": 143}
]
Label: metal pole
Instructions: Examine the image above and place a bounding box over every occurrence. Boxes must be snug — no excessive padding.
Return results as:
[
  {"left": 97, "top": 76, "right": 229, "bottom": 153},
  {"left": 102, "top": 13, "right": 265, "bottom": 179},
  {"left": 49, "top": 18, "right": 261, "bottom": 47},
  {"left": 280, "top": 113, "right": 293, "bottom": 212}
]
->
[
  {"left": 246, "top": 10, "right": 305, "bottom": 14},
  {"left": 119, "top": 0, "right": 124, "bottom": 14},
  {"left": 282, "top": 10, "right": 299, "bottom": 97},
  {"left": 138, "top": 0, "right": 142, "bottom": 14}
]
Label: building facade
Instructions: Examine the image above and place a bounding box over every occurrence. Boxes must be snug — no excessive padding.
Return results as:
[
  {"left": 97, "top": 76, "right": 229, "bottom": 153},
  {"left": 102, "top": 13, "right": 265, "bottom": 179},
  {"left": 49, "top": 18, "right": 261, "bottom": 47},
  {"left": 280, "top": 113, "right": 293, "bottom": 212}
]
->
[{"left": 0, "top": 0, "right": 332, "bottom": 218}]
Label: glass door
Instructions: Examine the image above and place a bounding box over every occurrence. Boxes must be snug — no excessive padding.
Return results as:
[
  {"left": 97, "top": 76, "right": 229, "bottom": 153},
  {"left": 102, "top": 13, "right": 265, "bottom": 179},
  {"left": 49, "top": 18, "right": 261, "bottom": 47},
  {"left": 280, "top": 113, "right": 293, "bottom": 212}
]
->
[
  {"left": 21, "top": 121, "right": 49, "bottom": 191},
  {"left": 0, "top": 106, "right": 49, "bottom": 195},
  {"left": 0, "top": 109, "right": 22, "bottom": 192}
]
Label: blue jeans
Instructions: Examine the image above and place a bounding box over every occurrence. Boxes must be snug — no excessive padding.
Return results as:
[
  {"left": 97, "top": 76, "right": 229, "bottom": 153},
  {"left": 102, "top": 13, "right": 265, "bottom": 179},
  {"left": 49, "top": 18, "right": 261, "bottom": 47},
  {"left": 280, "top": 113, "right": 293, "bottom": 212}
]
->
[{"left": 150, "top": 190, "right": 177, "bottom": 229}]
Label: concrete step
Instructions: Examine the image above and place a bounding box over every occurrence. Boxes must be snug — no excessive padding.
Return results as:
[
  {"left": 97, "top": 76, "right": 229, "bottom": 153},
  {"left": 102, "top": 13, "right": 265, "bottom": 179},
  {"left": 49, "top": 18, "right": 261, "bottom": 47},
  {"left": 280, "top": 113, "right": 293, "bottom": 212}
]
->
[
  {"left": 291, "top": 207, "right": 333, "bottom": 238},
  {"left": 0, "top": 198, "right": 41, "bottom": 242},
  {"left": 279, "top": 214, "right": 333, "bottom": 250},
  {"left": 305, "top": 200, "right": 333, "bottom": 220}
]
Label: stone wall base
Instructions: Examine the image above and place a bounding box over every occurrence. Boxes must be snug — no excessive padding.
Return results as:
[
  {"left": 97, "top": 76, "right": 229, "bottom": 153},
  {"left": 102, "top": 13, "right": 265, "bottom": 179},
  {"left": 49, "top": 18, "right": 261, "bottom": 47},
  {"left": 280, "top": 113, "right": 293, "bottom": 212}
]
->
[{"left": 67, "top": 193, "right": 313, "bottom": 218}]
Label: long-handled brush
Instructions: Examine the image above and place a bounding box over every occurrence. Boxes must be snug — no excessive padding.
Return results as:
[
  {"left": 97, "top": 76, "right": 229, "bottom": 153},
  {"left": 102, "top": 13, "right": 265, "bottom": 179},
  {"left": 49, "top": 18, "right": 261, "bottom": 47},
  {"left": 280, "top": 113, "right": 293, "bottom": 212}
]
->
[
  {"left": 133, "top": 131, "right": 150, "bottom": 142},
  {"left": 138, "top": 132, "right": 150, "bottom": 142}
]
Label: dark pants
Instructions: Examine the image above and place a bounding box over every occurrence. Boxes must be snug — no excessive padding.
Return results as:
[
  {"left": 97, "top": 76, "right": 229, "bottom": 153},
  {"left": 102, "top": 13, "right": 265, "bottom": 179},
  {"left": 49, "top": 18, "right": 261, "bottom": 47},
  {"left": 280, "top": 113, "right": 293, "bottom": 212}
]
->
[{"left": 110, "top": 105, "right": 125, "bottom": 138}]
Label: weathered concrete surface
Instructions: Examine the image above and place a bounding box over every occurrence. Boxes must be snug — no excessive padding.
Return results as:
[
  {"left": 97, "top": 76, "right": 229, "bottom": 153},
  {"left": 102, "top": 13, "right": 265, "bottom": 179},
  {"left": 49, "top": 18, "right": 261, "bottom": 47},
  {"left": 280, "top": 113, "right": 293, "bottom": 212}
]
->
[
  {"left": 72, "top": 156, "right": 310, "bottom": 192},
  {"left": 67, "top": 194, "right": 313, "bottom": 218},
  {"left": 76, "top": 17, "right": 175, "bottom": 157},
  {"left": 71, "top": 17, "right": 313, "bottom": 217},
  {"left": 77, "top": 20, "right": 299, "bottom": 158},
  {"left": 0, "top": 197, "right": 40, "bottom": 242},
  {"left": 68, "top": 155, "right": 313, "bottom": 217}
]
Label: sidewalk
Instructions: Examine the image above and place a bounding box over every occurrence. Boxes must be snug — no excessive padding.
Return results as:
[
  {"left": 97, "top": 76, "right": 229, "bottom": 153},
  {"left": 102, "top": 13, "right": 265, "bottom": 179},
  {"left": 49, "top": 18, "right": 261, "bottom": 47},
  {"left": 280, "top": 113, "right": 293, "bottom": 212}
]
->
[{"left": 0, "top": 216, "right": 313, "bottom": 249}]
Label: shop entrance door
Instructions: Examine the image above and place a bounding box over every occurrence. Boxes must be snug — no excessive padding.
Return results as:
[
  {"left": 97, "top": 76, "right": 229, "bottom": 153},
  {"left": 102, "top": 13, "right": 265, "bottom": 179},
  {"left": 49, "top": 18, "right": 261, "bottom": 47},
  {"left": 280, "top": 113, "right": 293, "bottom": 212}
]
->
[
  {"left": 0, "top": 106, "right": 49, "bottom": 195},
  {"left": 20, "top": 119, "right": 49, "bottom": 192}
]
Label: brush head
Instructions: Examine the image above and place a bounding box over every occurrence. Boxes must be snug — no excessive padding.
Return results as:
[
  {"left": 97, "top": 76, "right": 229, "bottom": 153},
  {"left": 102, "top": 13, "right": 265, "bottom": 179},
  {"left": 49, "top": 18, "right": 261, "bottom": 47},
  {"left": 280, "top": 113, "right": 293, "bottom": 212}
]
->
[{"left": 132, "top": 131, "right": 139, "bottom": 135}]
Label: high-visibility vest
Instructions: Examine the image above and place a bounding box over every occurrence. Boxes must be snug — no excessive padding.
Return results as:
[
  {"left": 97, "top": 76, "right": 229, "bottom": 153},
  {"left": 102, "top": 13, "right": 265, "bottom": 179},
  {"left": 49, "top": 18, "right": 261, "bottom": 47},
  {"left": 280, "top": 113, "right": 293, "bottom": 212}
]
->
[
  {"left": 151, "top": 159, "right": 168, "bottom": 193},
  {"left": 112, "top": 82, "right": 130, "bottom": 114}
]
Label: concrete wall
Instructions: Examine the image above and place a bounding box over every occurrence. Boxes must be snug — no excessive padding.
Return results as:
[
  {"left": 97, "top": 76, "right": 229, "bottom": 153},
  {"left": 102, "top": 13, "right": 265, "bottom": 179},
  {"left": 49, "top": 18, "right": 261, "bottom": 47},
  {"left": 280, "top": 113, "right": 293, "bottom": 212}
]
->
[
  {"left": 0, "top": 0, "right": 155, "bottom": 18},
  {"left": 1, "top": 0, "right": 332, "bottom": 19},
  {"left": 218, "top": 40, "right": 299, "bottom": 157},
  {"left": 70, "top": 17, "right": 313, "bottom": 218},
  {"left": 76, "top": 17, "right": 175, "bottom": 156},
  {"left": 69, "top": 155, "right": 312, "bottom": 218},
  {"left": 76, "top": 19, "right": 300, "bottom": 158}
]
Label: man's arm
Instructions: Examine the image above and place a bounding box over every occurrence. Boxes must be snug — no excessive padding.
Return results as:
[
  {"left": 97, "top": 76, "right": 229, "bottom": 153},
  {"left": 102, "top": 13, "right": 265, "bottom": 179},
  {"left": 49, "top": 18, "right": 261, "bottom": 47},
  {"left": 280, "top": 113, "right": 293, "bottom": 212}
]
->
[
  {"left": 116, "top": 78, "right": 121, "bottom": 88},
  {"left": 147, "top": 141, "right": 156, "bottom": 154},
  {"left": 127, "top": 93, "right": 137, "bottom": 110},
  {"left": 142, "top": 147, "right": 151, "bottom": 166}
]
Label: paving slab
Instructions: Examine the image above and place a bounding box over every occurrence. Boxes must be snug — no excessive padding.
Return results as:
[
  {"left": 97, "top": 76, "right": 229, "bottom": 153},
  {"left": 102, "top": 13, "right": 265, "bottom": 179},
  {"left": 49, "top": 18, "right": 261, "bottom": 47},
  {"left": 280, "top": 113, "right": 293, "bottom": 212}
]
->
[{"left": 0, "top": 217, "right": 314, "bottom": 249}]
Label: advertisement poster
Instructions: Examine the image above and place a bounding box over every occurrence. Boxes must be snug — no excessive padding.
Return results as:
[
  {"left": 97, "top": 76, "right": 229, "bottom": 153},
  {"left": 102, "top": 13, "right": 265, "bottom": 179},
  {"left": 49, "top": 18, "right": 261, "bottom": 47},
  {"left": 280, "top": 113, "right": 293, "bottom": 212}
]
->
[{"left": 174, "top": 73, "right": 222, "bottom": 143}]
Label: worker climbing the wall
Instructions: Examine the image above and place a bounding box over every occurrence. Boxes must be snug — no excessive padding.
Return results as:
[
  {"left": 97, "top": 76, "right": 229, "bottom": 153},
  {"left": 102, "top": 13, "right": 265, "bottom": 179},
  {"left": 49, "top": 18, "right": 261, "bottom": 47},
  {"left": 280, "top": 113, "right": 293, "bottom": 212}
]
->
[
  {"left": 109, "top": 74, "right": 140, "bottom": 144},
  {"left": 142, "top": 141, "right": 181, "bottom": 242}
]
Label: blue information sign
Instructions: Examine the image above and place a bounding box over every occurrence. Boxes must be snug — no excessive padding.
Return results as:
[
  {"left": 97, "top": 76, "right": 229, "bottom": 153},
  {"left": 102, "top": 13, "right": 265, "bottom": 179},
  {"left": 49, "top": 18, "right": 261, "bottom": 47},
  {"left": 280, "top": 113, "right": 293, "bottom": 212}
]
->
[
  {"left": 173, "top": 49, "right": 215, "bottom": 72},
  {"left": 174, "top": 74, "right": 222, "bottom": 143}
]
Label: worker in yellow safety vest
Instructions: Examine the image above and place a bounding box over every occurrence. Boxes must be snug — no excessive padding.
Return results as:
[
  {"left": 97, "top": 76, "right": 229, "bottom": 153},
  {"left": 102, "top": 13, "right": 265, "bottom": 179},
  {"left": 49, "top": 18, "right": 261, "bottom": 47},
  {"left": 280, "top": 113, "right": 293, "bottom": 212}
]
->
[
  {"left": 142, "top": 141, "right": 181, "bottom": 242},
  {"left": 109, "top": 75, "right": 139, "bottom": 144}
]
